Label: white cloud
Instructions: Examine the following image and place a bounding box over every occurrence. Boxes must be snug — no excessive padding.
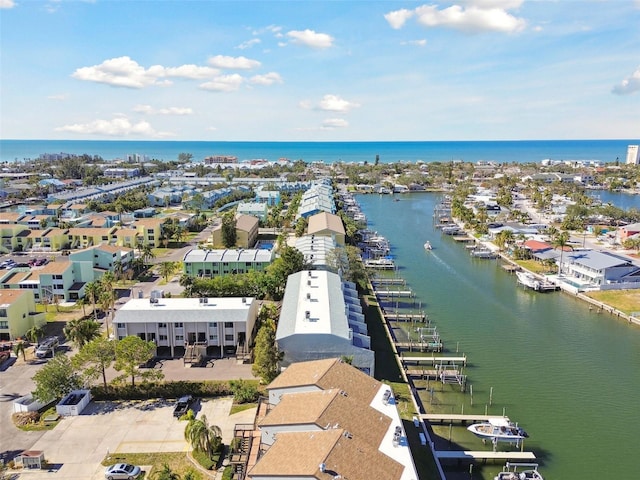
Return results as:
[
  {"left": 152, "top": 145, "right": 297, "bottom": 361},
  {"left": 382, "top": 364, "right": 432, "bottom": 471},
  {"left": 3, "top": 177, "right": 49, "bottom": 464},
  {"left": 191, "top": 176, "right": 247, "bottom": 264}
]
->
[
  {"left": 322, "top": 118, "right": 349, "bottom": 129},
  {"left": 612, "top": 66, "right": 640, "bottom": 95},
  {"left": 133, "top": 105, "right": 193, "bottom": 115},
  {"left": 384, "top": 9, "right": 414, "bottom": 29},
  {"left": 55, "top": 117, "right": 172, "bottom": 137},
  {"left": 72, "top": 57, "right": 219, "bottom": 88},
  {"left": 199, "top": 74, "right": 244, "bottom": 92},
  {"left": 415, "top": 4, "right": 526, "bottom": 33},
  {"left": 208, "top": 55, "right": 261, "bottom": 70},
  {"left": 317, "top": 94, "right": 360, "bottom": 113},
  {"left": 401, "top": 39, "right": 428, "bottom": 47},
  {"left": 287, "top": 29, "right": 334, "bottom": 49},
  {"left": 237, "top": 38, "right": 261, "bottom": 50},
  {"left": 249, "top": 72, "right": 283, "bottom": 85},
  {"left": 0, "top": 0, "right": 16, "bottom": 9},
  {"left": 386, "top": 3, "right": 526, "bottom": 34},
  {"left": 47, "top": 93, "right": 68, "bottom": 101}
]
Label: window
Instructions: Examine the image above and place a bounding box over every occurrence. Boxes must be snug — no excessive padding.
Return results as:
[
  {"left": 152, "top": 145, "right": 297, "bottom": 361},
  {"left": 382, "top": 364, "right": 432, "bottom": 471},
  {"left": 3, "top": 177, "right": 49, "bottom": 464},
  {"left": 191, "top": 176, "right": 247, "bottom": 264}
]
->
[
  {"left": 224, "top": 322, "right": 233, "bottom": 328},
  {"left": 158, "top": 323, "right": 167, "bottom": 328},
  {"left": 116, "top": 323, "right": 125, "bottom": 328},
  {"left": 209, "top": 322, "right": 217, "bottom": 327},
  {"left": 54, "top": 284, "right": 64, "bottom": 290},
  {"left": 175, "top": 334, "right": 184, "bottom": 341},
  {"left": 225, "top": 334, "right": 234, "bottom": 342},
  {"left": 0, "top": 309, "right": 6, "bottom": 318},
  {"left": 175, "top": 322, "right": 183, "bottom": 328},
  {"left": 53, "top": 275, "right": 62, "bottom": 280},
  {"left": 209, "top": 334, "right": 217, "bottom": 340},
  {"left": 159, "top": 335, "right": 167, "bottom": 341},
  {"left": 0, "top": 321, "right": 8, "bottom": 328}
]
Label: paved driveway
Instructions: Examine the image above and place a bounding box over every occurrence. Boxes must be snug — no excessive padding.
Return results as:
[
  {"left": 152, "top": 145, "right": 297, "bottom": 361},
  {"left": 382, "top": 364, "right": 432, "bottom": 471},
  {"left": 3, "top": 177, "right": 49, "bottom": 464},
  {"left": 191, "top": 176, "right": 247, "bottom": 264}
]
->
[{"left": 14, "top": 397, "right": 256, "bottom": 480}]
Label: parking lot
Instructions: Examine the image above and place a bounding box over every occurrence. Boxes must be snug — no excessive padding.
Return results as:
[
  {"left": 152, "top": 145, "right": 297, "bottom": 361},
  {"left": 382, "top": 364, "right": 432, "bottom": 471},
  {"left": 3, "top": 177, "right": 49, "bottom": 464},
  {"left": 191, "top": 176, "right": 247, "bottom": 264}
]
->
[
  {"left": 8, "top": 397, "right": 256, "bottom": 480},
  {"left": 1, "top": 352, "right": 256, "bottom": 479}
]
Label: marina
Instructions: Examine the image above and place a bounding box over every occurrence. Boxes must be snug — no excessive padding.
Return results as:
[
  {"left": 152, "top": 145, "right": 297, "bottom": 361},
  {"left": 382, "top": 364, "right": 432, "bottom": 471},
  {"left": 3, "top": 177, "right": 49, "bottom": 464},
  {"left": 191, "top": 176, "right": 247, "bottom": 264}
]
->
[{"left": 357, "top": 192, "right": 640, "bottom": 480}]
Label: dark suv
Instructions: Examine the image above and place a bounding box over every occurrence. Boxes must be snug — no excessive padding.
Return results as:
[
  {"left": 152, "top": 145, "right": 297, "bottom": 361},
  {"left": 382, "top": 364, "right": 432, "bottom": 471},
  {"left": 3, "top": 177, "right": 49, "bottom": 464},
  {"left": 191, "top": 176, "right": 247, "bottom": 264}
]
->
[
  {"left": 35, "top": 337, "right": 59, "bottom": 358},
  {"left": 173, "top": 395, "right": 195, "bottom": 418}
]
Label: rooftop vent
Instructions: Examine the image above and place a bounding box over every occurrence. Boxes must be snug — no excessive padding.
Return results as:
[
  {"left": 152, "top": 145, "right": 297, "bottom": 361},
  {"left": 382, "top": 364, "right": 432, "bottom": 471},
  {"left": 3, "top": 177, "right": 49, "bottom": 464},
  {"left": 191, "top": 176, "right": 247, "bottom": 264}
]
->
[
  {"left": 305, "top": 311, "right": 311, "bottom": 320},
  {"left": 306, "top": 293, "right": 311, "bottom": 300},
  {"left": 149, "top": 297, "right": 159, "bottom": 305},
  {"left": 199, "top": 297, "right": 208, "bottom": 304}
]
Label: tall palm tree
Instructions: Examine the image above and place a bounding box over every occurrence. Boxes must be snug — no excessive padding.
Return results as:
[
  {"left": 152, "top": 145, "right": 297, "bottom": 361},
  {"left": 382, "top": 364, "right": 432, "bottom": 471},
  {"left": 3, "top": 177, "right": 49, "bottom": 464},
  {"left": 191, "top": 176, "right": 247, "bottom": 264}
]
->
[
  {"left": 158, "top": 261, "right": 178, "bottom": 282},
  {"left": 141, "top": 243, "right": 155, "bottom": 266},
  {"left": 99, "top": 290, "right": 115, "bottom": 338},
  {"left": 64, "top": 319, "right": 101, "bottom": 349},
  {"left": 184, "top": 414, "right": 222, "bottom": 458},
  {"left": 553, "top": 230, "right": 572, "bottom": 275},
  {"left": 84, "top": 281, "right": 101, "bottom": 319}
]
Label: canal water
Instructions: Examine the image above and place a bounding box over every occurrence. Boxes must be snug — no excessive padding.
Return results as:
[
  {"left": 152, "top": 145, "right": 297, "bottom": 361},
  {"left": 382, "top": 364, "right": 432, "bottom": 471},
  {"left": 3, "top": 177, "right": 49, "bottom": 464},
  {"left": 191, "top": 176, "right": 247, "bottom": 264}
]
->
[{"left": 357, "top": 193, "right": 640, "bottom": 480}]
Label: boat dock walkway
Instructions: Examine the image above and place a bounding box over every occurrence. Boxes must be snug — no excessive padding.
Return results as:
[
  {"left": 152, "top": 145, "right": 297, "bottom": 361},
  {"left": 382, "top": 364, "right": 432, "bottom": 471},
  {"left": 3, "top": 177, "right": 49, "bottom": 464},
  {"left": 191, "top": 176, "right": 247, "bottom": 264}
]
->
[
  {"left": 383, "top": 312, "right": 427, "bottom": 322},
  {"left": 375, "top": 289, "right": 415, "bottom": 298},
  {"left": 434, "top": 451, "right": 536, "bottom": 461},
  {"left": 420, "top": 414, "right": 509, "bottom": 424},
  {"left": 399, "top": 341, "right": 443, "bottom": 353},
  {"left": 372, "top": 278, "right": 406, "bottom": 285},
  {"left": 401, "top": 355, "right": 468, "bottom": 366}
]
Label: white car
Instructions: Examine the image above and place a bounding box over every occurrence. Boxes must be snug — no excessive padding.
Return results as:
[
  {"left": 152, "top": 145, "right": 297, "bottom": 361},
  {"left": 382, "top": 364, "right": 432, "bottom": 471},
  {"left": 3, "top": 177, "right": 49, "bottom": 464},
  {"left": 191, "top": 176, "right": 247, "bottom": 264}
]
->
[{"left": 104, "top": 463, "right": 141, "bottom": 480}]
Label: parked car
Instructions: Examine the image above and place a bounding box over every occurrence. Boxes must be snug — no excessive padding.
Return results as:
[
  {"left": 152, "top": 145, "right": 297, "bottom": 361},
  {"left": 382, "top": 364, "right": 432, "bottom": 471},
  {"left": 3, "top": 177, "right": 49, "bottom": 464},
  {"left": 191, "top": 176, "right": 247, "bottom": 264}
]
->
[
  {"left": 104, "top": 463, "right": 141, "bottom": 480},
  {"left": 173, "top": 395, "right": 195, "bottom": 418},
  {"left": 35, "top": 337, "right": 59, "bottom": 358}
]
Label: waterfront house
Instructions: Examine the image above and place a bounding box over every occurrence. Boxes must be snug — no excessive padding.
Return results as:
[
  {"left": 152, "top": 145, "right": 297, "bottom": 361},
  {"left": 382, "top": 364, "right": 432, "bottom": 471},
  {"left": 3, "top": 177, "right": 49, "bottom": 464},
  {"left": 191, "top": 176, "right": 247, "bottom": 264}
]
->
[
  {"left": 294, "top": 234, "right": 337, "bottom": 270},
  {"left": 182, "top": 248, "right": 273, "bottom": 278},
  {"left": 276, "top": 270, "right": 374, "bottom": 375},
  {"left": 558, "top": 249, "right": 640, "bottom": 289},
  {"left": 252, "top": 358, "right": 418, "bottom": 480},
  {"left": 0, "top": 289, "right": 45, "bottom": 341},
  {"left": 306, "top": 212, "right": 346, "bottom": 246},
  {"left": 113, "top": 296, "right": 259, "bottom": 357}
]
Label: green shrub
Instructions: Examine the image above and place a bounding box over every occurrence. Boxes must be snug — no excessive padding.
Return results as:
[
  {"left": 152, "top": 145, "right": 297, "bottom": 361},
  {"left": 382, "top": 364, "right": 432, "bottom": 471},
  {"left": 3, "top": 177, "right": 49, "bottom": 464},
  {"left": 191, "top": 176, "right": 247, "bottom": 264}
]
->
[
  {"left": 229, "top": 379, "right": 259, "bottom": 404},
  {"left": 192, "top": 449, "right": 216, "bottom": 470},
  {"left": 91, "top": 380, "right": 234, "bottom": 401}
]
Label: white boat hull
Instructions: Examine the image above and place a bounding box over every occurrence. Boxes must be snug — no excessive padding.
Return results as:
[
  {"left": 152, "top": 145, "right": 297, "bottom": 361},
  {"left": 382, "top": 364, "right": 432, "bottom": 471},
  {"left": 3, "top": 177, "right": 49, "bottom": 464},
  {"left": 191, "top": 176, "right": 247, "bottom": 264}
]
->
[{"left": 467, "top": 420, "right": 528, "bottom": 444}]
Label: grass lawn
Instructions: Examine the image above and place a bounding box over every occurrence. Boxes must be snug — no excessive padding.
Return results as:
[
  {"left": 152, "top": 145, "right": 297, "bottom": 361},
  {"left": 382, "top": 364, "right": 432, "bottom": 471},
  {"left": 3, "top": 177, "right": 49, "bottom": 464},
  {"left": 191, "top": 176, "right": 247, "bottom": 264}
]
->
[
  {"left": 584, "top": 290, "right": 640, "bottom": 315},
  {"left": 515, "top": 259, "right": 554, "bottom": 275}
]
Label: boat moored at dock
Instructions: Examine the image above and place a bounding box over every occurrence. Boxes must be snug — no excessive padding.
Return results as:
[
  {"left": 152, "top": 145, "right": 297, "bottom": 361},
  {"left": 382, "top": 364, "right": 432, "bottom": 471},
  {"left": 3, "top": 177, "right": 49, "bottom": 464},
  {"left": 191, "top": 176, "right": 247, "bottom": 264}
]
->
[
  {"left": 495, "top": 463, "right": 544, "bottom": 480},
  {"left": 467, "top": 417, "right": 528, "bottom": 444},
  {"left": 516, "top": 271, "right": 557, "bottom": 292}
]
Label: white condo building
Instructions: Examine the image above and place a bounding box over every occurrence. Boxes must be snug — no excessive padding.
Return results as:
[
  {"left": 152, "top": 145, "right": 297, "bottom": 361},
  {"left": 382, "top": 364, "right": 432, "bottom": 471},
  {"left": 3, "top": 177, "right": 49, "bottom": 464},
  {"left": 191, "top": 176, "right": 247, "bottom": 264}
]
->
[{"left": 626, "top": 145, "right": 639, "bottom": 165}]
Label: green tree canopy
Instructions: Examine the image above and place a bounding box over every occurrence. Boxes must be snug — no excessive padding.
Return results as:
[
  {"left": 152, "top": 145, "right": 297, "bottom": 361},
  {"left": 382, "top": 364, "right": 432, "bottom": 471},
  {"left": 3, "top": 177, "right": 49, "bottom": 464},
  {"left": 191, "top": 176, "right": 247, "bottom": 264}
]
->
[
  {"left": 73, "top": 336, "right": 116, "bottom": 390},
  {"left": 221, "top": 211, "right": 237, "bottom": 247},
  {"left": 32, "top": 354, "right": 83, "bottom": 402},
  {"left": 114, "top": 336, "right": 159, "bottom": 386},
  {"left": 252, "top": 318, "right": 283, "bottom": 384},
  {"left": 184, "top": 414, "right": 222, "bottom": 458},
  {"left": 64, "top": 319, "right": 101, "bottom": 349}
]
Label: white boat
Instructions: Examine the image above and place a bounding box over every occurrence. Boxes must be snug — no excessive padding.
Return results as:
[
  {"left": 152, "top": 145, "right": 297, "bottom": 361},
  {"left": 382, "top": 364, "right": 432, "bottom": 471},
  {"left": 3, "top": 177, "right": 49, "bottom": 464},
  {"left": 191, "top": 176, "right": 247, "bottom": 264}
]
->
[
  {"left": 424, "top": 241, "right": 432, "bottom": 250},
  {"left": 470, "top": 247, "right": 497, "bottom": 259},
  {"left": 516, "top": 271, "right": 541, "bottom": 290},
  {"left": 495, "top": 463, "right": 543, "bottom": 480},
  {"left": 467, "top": 417, "right": 528, "bottom": 444}
]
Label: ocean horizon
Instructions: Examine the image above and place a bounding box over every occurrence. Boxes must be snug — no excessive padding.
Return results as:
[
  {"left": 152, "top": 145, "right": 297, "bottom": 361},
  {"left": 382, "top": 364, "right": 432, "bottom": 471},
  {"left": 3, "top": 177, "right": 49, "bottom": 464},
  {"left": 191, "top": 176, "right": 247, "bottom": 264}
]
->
[{"left": 0, "top": 139, "right": 638, "bottom": 165}]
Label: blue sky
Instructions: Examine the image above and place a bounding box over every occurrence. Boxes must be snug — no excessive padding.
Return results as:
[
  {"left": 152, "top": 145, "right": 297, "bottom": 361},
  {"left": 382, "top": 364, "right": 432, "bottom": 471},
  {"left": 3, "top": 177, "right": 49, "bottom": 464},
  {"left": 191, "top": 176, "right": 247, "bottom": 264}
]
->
[{"left": 1, "top": 0, "right": 638, "bottom": 141}]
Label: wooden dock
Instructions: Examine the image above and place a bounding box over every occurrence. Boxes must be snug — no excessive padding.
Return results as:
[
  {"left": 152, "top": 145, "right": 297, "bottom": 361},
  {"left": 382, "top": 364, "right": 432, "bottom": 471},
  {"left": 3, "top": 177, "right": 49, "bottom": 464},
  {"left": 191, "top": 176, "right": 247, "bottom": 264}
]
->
[
  {"left": 397, "top": 341, "right": 443, "bottom": 353},
  {"left": 384, "top": 312, "right": 427, "bottom": 322},
  {"left": 372, "top": 278, "right": 406, "bottom": 285},
  {"left": 421, "top": 414, "right": 509, "bottom": 424},
  {"left": 453, "top": 236, "right": 475, "bottom": 242},
  {"left": 401, "top": 355, "right": 468, "bottom": 366},
  {"left": 375, "top": 289, "right": 414, "bottom": 298},
  {"left": 434, "top": 451, "right": 536, "bottom": 461}
]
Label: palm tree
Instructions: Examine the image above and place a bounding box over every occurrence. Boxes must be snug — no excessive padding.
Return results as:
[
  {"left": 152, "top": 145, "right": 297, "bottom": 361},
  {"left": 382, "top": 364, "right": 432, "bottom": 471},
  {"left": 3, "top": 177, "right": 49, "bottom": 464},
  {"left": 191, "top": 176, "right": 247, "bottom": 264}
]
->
[
  {"left": 99, "top": 290, "right": 115, "bottom": 338},
  {"left": 64, "top": 319, "right": 101, "bottom": 349},
  {"left": 184, "top": 414, "right": 222, "bottom": 458},
  {"left": 25, "top": 325, "right": 45, "bottom": 345},
  {"left": 14, "top": 341, "right": 27, "bottom": 361},
  {"left": 141, "top": 243, "right": 155, "bottom": 265},
  {"left": 152, "top": 464, "right": 181, "bottom": 480},
  {"left": 158, "top": 261, "right": 178, "bottom": 282},
  {"left": 84, "top": 281, "right": 101, "bottom": 319},
  {"left": 553, "top": 230, "right": 572, "bottom": 275}
]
